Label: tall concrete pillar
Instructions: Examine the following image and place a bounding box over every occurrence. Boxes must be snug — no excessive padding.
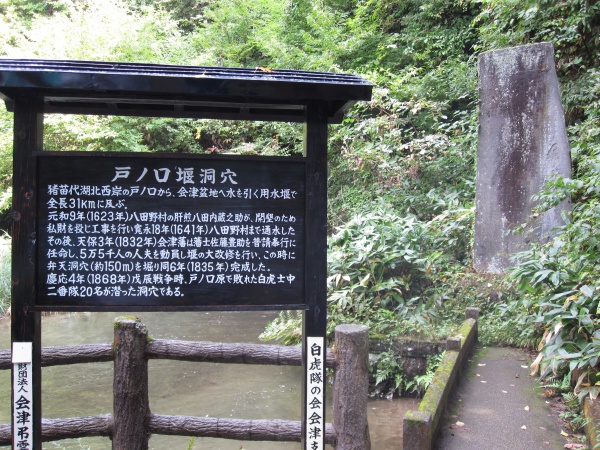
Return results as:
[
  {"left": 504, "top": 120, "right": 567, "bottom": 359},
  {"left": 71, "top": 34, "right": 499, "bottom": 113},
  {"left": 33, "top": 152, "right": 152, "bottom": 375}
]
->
[{"left": 474, "top": 42, "right": 571, "bottom": 273}]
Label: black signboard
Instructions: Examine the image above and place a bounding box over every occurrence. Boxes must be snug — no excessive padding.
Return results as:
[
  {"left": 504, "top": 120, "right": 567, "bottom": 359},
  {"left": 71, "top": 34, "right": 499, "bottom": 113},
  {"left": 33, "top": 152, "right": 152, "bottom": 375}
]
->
[
  {"left": 3, "top": 60, "right": 372, "bottom": 450},
  {"left": 36, "top": 154, "right": 305, "bottom": 310}
]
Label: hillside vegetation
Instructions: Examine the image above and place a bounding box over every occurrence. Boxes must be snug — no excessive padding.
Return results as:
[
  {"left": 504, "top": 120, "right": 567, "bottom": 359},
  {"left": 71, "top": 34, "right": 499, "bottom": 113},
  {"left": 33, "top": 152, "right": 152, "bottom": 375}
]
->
[{"left": 1, "top": 0, "right": 599, "bottom": 414}]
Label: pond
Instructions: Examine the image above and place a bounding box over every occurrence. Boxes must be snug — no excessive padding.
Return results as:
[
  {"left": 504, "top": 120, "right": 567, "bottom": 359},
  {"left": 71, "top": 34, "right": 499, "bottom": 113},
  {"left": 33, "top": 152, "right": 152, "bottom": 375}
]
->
[{"left": 0, "top": 312, "right": 418, "bottom": 449}]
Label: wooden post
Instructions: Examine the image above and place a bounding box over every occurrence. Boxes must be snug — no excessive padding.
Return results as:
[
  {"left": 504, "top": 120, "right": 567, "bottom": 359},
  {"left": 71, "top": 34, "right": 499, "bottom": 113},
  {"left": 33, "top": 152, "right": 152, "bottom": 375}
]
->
[
  {"left": 333, "top": 324, "right": 370, "bottom": 450},
  {"left": 303, "top": 102, "right": 328, "bottom": 336},
  {"left": 302, "top": 102, "right": 329, "bottom": 450},
  {"left": 113, "top": 317, "right": 150, "bottom": 450},
  {"left": 11, "top": 94, "right": 44, "bottom": 450}
]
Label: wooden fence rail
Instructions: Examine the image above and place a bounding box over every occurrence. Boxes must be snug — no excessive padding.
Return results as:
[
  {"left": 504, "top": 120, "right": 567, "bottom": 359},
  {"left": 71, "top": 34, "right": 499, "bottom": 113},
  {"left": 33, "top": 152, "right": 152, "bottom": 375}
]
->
[
  {"left": 147, "top": 415, "right": 335, "bottom": 443},
  {"left": 0, "top": 317, "right": 370, "bottom": 449},
  {"left": 0, "top": 342, "right": 335, "bottom": 370},
  {"left": 0, "top": 416, "right": 113, "bottom": 442},
  {"left": 146, "top": 339, "right": 336, "bottom": 367}
]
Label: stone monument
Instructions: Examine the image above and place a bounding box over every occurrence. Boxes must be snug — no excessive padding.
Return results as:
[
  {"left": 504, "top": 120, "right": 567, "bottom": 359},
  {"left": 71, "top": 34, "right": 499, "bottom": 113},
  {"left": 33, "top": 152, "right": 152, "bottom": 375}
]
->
[{"left": 474, "top": 42, "right": 571, "bottom": 273}]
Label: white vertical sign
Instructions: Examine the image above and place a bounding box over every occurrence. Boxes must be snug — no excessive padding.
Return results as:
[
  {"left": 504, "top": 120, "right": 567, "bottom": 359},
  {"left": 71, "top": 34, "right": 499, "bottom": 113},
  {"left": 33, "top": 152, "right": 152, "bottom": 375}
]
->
[
  {"left": 305, "top": 336, "right": 325, "bottom": 450},
  {"left": 12, "top": 342, "right": 33, "bottom": 450}
]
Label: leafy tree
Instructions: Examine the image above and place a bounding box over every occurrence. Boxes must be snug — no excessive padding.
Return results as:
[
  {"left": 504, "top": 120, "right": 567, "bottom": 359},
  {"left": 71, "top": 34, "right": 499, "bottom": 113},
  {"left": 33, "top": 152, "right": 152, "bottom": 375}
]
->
[
  {"left": 0, "top": 0, "right": 67, "bottom": 22},
  {"left": 129, "top": 0, "right": 209, "bottom": 32},
  {"left": 0, "top": 104, "right": 13, "bottom": 231}
]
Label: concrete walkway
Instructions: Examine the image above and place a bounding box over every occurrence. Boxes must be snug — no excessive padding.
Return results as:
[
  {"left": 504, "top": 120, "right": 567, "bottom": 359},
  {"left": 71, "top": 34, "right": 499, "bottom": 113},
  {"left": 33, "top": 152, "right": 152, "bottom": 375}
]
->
[{"left": 436, "top": 346, "right": 567, "bottom": 450}]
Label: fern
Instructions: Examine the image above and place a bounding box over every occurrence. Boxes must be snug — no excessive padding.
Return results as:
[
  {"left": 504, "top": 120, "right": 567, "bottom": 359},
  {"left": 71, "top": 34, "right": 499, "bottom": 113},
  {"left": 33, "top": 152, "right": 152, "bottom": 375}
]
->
[{"left": 259, "top": 311, "right": 303, "bottom": 345}]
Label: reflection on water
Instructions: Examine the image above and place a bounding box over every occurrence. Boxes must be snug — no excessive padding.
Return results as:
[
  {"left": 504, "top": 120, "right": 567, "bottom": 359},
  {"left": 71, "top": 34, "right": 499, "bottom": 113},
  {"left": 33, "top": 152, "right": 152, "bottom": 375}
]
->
[
  {"left": 368, "top": 397, "right": 420, "bottom": 449},
  {"left": 0, "top": 312, "right": 417, "bottom": 449}
]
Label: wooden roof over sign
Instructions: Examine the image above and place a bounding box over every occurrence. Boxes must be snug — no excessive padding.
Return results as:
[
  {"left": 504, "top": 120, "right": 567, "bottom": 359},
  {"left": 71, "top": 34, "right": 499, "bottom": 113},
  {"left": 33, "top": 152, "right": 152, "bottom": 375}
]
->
[{"left": 0, "top": 59, "right": 373, "bottom": 123}]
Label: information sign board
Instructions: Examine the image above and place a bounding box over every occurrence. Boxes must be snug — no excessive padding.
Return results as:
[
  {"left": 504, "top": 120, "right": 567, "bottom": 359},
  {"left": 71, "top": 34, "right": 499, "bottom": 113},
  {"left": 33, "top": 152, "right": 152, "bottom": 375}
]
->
[{"left": 36, "top": 154, "right": 305, "bottom": 309}]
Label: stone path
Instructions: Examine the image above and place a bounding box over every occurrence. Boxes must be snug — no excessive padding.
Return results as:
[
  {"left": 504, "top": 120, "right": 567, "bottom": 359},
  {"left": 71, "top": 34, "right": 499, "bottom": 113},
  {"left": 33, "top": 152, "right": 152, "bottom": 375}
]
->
[{"left": 435, "top": 346, "right": 568, "bottom": 450}]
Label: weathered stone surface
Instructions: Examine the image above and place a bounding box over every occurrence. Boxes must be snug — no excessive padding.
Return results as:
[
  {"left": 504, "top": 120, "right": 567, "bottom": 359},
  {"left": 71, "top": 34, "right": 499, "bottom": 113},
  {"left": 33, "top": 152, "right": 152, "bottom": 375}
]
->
[
  {"left": 333, "top": 324, "right": 371, "bottom": 450},
  {"left": 370, "top": 337, "right": 445, "bottom": 381},
  {"left": 403, "top": 316, "right": 478, "bottom": 450},
  {"left": 474, "top": 42, "right": 571, "bottom": 273},
  {"left": 369, "top": 337, "right": 445, "bottom": 359}
]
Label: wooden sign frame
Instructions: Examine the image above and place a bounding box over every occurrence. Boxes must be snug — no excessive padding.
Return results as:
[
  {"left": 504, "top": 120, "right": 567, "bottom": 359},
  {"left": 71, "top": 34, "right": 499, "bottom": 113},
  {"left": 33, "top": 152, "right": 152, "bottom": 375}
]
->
[{"left": 0, "top": 59, "right": 371, "bottom": 450}]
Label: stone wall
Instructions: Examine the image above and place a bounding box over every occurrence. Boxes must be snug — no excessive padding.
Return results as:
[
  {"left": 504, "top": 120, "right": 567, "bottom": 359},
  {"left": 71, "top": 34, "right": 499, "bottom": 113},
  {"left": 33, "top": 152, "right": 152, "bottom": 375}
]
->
[{"left": 370, "top": 337, "right": 445, "bottom": 382}]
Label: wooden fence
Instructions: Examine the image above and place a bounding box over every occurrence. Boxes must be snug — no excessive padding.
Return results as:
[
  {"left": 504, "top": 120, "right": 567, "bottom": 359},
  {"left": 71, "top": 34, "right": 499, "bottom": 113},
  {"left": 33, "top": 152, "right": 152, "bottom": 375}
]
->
[{"left": 0, "top": 318, "right": 370, "bottom": 449}]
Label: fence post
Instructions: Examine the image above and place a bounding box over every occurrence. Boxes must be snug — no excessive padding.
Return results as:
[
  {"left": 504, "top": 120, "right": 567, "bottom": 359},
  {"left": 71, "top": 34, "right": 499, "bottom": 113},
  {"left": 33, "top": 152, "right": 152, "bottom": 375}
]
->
[
  {"left": 333, "top": 324, "right": 370, "bottom": 450},
  {"left": 466, "top": 307, "right": 479, "bottom": 342},
  {"left": 113, "top": 317, "right": 150, "bottom": 450}
]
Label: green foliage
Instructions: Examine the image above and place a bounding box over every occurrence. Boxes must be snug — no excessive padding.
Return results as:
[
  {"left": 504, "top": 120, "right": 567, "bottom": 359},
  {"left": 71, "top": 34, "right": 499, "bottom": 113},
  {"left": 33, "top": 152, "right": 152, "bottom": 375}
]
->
[
  {"left": 130, "top": 0, "right": 208, "bottom": 32},
  {"left": 260, "top": 198, "right": 477, "bottom": 346},
  {"left": 1, "top": 0, "right": 203, "bottom": 64},
  {"left": 476, "top": 0, "right": 599, "bottom": 64},
  {"left": 343, "top": 0, "right": 479, "bottom": 73},
  {"left": 405, "top": 352, "right": 445, "bottom": 397},
  {"left": 194, "top": 120, "right": 303, "bottom": 156},
  {"left": 186, "top": 436, "right": 196, "bottom": 450},
  {"left": 258, "top": 311, "right": 303, "bottom": 346},
  {"left": 371, "top": 350, "right": 405, "bottom": 396},
  {"left": 0, "top": 234, "right": 10, "bottom": 314},
  {"left": 0, "top": 0, "right": 67, "bottom": 21},
  {"left": 508, "top": 191, "right": 600, "bottom": 380},
  {"left": 44, "top": 115, "right": 210, "bottom": 154},
  {"left": 44, "top": 115, "right": 146, "bottom": 153},
  {"left": 0, "top": 104, "right": 13, "bottom": 230},
  {"left": 541, "top": 373, "right": 590, "bottom": 434},
  {"left": 326, "top": 201, "right": 477, "bottom": 341},
  {"left": 328, "top": 204, "right": 428, "bottom": 303},
  {"left": 193, "top": 0, "right": 351, "bottom": 71},
  {"left": 328, "top": 88, "right": 477, "bottom": 227},
  {"left": 193, "top": 0, "right": 284, "bottom": 67},
  {"left": 371, "top": 349, "right": 444, "bottom": 398},
  {"left": 327, "top": 204, "right": 432, "bottom": 336},
  {"left": 480, "top": 298, "right": 538, "bottom": 347}
]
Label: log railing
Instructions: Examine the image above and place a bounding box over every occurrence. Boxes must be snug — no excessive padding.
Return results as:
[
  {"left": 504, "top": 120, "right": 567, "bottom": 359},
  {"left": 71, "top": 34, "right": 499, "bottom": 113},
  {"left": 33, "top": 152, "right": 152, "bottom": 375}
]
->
[{"left": 0, "top": 318, "right": 370, "bottom": 449}]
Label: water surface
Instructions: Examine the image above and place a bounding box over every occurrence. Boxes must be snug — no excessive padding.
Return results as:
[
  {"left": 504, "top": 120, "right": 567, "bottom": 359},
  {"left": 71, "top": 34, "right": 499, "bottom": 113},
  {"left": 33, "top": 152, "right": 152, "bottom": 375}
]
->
[{"left": 0, "top": 312, "right": 417, "bottom": 449}]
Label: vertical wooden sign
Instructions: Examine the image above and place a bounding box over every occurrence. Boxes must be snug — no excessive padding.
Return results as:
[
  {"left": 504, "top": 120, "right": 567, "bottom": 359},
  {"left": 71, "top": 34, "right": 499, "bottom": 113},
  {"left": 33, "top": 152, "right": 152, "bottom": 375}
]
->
[
  {"left": 12, "top": 343, "right": 33, "bottom": 449},
  {"left": 305, "top": 337, "right": 325, "bottom": 449}
]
